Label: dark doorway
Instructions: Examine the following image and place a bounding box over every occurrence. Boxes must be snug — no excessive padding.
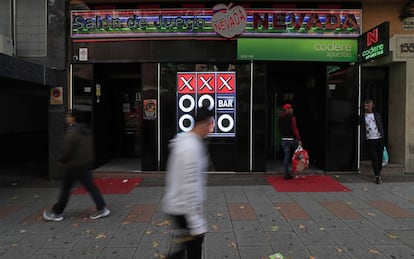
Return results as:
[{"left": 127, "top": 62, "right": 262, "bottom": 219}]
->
[
  {"left": 93, "top": 64, "right": 142, "bottom": 169},
  {"left": 325, "top": 65, "right": 359, "bottom": 171},
  {"left": 0, "top": 80, "right": 49, "bottom": 178},
  {"left": 360, "top": 66, "right": 388, "bottom": 160},
  {"left": 265, "top": 62, "right": 326, "bottom": 172}
]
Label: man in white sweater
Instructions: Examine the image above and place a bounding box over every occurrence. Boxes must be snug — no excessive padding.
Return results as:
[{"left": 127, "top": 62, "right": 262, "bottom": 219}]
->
[{"left": 163, "top": 106, "right": 214, "bottom": 259}]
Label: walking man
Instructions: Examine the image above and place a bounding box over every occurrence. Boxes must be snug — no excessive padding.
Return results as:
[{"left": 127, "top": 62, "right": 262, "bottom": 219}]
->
[
  {"left": 362, "top": 99, "right": 385, "bottom": 184},
  {"left": 43, "top": 110, "right": 110, "bottom": 221},
  {"left": 162, "top": 106, "right": 214, "bottom": 259},
  {"left": 278, "top": 103, "right": 302, "bottom": 179}
]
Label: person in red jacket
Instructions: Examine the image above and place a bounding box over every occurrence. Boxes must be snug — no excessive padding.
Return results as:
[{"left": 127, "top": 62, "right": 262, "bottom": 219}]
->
[{"left": 278, "top": 103, "right": 302, "bottom": 179}]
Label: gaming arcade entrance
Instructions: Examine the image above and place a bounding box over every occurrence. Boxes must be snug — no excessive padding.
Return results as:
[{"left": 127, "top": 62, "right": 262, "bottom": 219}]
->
[
  {"left": 262, "top": 62, "right": 359, "bottom": 172},
  {"left": 71, "top": 60, "right": 359, "bottom": 173},
  {"left": 72, "top": 64, "right": 143, "bottom": 172}
]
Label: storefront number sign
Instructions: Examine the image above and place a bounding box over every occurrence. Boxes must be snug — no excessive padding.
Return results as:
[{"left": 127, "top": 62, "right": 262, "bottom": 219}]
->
[
  {"left": 177, "top": 72, "right": 236, "bottom": 137},
  {"left": 396, "top": 36, "right": 414, "bottom": 58},
  {"left": 71, "top": 8, "right": 361, "bottom": 39}
]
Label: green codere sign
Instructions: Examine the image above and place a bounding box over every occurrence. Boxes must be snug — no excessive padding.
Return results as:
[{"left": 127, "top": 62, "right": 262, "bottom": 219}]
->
[{"left": 237, "top": 38, "right": 358, "bottom": 62}]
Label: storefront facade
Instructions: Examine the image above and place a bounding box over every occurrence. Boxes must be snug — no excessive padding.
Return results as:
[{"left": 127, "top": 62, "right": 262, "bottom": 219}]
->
[
  {"left": 70, "top": 3, "right": 363, "bottom": 173},
  {"left": 360, "top": 1, "right": 414, "bottom": 173},
  {"left": 3, "top": 1, "right": 414, "bottom": 180}
]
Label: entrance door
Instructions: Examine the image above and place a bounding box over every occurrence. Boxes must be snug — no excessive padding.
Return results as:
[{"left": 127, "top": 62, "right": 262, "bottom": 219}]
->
[
  {"left": 325, "top": 65, "right": 359, "bottom": 171},
  {"left": 360, "top": 67, "right": 388, "bottom": 160},
  {"left": 93, "top": 63, "right": 142, "bottom": 168},
  {"left": 265, "top": 62, "right": 326, "bottom": 171}
]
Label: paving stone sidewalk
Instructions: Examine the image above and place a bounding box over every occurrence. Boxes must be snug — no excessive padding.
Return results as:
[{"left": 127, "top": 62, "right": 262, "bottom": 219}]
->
[{"left": 0, "top": 174, "right": 413, "bottom": 259}]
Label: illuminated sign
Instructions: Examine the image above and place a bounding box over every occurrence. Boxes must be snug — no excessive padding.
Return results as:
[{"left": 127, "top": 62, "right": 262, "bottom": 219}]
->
[
  {"left": 359, "top": 22, "right": 389, "bottom": 63},
  {"left": 238, "top": 38, "right": 358, "bottom": 62},
  {"left": 177, "top": 72, "right": 236, "bottom": 137},
  {"left": 71, "top": 9, "right": 361, "bottom": 39},
  {"left": 212, "top": 3, "right": 247, "bottom": 38}
]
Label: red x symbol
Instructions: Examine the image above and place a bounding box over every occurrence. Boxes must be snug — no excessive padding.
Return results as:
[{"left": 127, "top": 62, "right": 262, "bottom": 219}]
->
[
  {"left": 217, "top": 73, "right": 235, "bottom": 94},
  {"left": 177, "top": 73, "right": 196, "bottom": 94}
]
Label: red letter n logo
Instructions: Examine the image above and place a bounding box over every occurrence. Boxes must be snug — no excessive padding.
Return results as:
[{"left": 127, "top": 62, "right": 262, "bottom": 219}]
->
[{"left": 367, "top": 28, "right": 378, "bottom": 46}]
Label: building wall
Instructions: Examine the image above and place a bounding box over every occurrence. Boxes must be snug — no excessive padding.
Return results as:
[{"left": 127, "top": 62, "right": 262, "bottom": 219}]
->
[
  {"left": 47, "top": 0, "right": 68, "bottom": 179},
  {"left": 362, "top": 2, "right": 413, "bottom": 35},
  {"left": 389, "top": 35, "right": 414, "bottom": 173},
  {"left": 388, "top": 62, "right": 406, "bottom": 165},
  {"left": 406, "top": 60, "right": 414, "bottom": 172},
  {"left": 363, "top": 1, "right": 414, "bottom": 173}
]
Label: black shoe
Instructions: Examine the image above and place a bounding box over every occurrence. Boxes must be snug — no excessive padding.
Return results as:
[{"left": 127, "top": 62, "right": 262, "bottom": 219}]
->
[{"left": 375, "top": 176, "right": 383, "bottom": 184}]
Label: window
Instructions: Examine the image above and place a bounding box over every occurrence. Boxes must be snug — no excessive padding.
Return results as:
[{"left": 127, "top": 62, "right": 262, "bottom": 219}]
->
[
  {"left": 0, "top": 0, "right": 13, "bottom": 55},
  {"left": 15, "top": 0, "right": 47, "bottom": 57}
]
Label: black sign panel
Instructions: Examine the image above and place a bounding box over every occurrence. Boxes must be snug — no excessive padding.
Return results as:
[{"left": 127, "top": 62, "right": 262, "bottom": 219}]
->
[{"left": 359, "top": 22, "right": 389, "bottom": 64}]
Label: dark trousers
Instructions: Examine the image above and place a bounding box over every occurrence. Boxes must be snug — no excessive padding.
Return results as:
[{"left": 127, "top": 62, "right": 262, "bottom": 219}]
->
[
  {"left": 367, "top": 138, "right": 384, "bottom": 177},
  {"left": 168, "top": 215, "right": 204, "bottom": 259},
  {"left": 52, "top": 169, "right": 106, "bottom": 214},
  {"left": 281, "top": 139, "right": 298, "bottom": 177}
]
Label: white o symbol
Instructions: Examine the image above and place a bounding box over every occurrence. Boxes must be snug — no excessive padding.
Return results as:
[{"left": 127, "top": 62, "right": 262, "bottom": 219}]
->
[
  {"left": 178, "top": 114, "right": 194, "bottom": 132},
  {"left": 217, "top": 114, "right": 234, "bottom": 132},
  {"left": 179, "top": 94, "right": 195, "bottom": 113},
  {"left": 198, "top": 94, "right": 214, "bottom": 110}
]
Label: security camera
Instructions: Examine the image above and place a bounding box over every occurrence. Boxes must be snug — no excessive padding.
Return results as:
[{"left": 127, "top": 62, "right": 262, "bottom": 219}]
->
[{"left": 73, "top": 55, "right": 79, "bottom": 61}]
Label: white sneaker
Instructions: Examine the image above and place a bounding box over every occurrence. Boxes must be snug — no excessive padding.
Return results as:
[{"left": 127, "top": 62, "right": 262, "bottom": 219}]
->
[
  {"left": 43, "top": 210, "right": 64, "bottom": 222},
  {"left": 89, "top": 208, "right": 110, "bottom": 219}
]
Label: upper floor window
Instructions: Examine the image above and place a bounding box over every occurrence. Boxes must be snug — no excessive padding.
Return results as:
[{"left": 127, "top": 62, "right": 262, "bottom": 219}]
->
[
  {"left": 0, "top": 0, "right": 47, "bottom": 57},
  {"left": 16, "top": 0, "right": 47, "bottom": 57},
  {"left": 0, "top": 0, "right": 13, "bottom": 55}
]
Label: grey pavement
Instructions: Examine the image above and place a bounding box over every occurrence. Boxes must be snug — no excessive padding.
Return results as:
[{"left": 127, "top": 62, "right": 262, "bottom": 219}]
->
[{"left": 0, "top": 173, "right": 413, "bottom": 259}]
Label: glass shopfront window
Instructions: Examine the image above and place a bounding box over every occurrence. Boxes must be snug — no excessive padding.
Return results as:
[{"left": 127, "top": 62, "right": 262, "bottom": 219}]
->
[{"left": 159, "top": 63, "right": 251, "bottom": 172}]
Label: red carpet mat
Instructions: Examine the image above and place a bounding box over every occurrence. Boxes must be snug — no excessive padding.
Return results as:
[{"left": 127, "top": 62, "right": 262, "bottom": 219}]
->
[
  {"left": 266, "top": 175, "right": 351, "bottom": 192},
  {"left": 72, "top": 178, "right": 142, "bottom": 195}
]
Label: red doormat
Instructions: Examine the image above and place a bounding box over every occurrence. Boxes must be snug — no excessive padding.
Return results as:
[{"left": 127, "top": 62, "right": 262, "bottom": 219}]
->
[
  {"left": 72, "top": 178, "right": 142, "bottom": 195},
  {"left": 265, "top": 175, "right": 351, "bottom": 192}
]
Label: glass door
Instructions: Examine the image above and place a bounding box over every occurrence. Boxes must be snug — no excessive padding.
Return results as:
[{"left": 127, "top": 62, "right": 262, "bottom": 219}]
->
[{"left": 325, "top": 64, "right": 359, "bottom": 171}]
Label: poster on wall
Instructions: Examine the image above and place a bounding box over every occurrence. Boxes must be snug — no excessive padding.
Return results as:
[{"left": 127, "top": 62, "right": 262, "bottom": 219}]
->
[
  {"left": 177, "top": 71, "right": 236, "bottom": 137},
  {"left": 50, "top": 87, "right": 63, "bottom": 105},
  {"left": 143, "top": 99, "right": 157, "bottom": 120}
]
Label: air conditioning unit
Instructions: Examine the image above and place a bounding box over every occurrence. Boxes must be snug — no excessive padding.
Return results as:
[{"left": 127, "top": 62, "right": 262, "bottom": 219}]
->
[{"left": 0, "top": 34, "right": 14, "bottom": 56}]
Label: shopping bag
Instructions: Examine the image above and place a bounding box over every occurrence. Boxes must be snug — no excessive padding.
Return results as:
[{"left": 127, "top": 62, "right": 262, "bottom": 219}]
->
[
  {"left": 292, "top": 145, "right": 309, "bottom": 173},
  {"left": 382, "top": 146, "right": 389, "bottom": 166}
]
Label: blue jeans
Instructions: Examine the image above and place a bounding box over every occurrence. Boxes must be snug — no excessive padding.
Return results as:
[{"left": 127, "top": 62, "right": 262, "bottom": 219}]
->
[{"left": 281, "top": 139, "right": 298, "bottom": 177}]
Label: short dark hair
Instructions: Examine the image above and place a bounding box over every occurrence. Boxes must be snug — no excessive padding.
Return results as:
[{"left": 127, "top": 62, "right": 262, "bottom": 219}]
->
[
  {"left": 364, "top": 99, "right": 374, "bottom": 105},
  {"left": 195, "top": 106, "right": 214, "bottom": 123}
]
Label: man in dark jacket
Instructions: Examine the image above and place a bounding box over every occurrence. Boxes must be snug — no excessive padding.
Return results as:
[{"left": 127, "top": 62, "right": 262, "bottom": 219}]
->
[
  {"left": 362, "top": 99, "right": 385, "bottom": 184},
  {"left": 278, "top": 103, "right": 302, "bottom": 179},
  {"left": 43, "top": 110, "right": 110, "bottom": 221}
]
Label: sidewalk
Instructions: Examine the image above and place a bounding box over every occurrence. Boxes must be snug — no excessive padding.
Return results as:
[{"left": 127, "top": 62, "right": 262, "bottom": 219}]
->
[{"left": 0, "top": 173, "right": 413, "bottom": 259}]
